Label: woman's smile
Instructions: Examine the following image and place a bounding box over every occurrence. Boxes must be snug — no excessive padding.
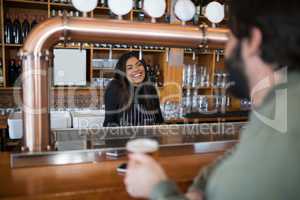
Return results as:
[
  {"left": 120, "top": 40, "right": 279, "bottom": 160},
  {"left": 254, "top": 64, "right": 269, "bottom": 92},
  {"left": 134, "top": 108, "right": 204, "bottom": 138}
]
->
[{"left": 126, "top": 57, "right": 146, "bottom": 85}]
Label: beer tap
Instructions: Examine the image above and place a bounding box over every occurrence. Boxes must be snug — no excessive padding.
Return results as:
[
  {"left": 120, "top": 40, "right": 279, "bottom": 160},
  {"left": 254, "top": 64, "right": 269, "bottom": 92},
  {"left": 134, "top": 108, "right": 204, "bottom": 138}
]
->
[
  {"left": 174, "top": 0, "right": 196, "bottom": 26},
  {"left": 107, "top": 0, "right": 133, "bottom": 20},
  {"left": 71, "top": 0, "right": 97, "bottom": 17},
  {"left": 143, "top": 0, "right": 166, "bottom": 24},
  {"left": 204, "top": 1, "right": 225, "bottom": 28}
]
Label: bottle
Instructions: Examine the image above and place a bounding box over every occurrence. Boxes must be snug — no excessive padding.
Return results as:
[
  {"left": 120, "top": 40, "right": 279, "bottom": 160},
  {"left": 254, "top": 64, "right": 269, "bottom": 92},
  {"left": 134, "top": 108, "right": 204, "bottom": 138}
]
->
[
  {"left": 100, "top": 0, "right": 107, "bottom": 7},
  {"left": 22, "top": 14, "right": 30, "bottom": 43},
  {"left": 186, "top": 89, "right": 192, "bottom": 113},
  {"left": 4, "top": 13, "right": 14, "bottom": 44},
  {"left": 201, "top": 0, "right": 210, "bottom": 16},
  {"left": 192, "top": 90, "right": 198, "bottom": 112},
  {"left": 186, "top": 64, "right": 192, "bottom": 87},
  {"left": 0, "top": 60, "right": 3, "bottom": 84},
  {"left": 155, "top": 65, "right": 163, "bottom": 87},
  {"left": 39, "top": 15, "right": 46, "bottom": 23},
  {"left": 136, "top": 1, "right": 144, "bottom": 22},
  {"left": 51, "top": 9, "right": 56, "bottom": 17},
  {"left": 31, "top": 16, "right": 38, "bottom": 30},
  {"left": 192, "top": 64, "right": 197, "bottom": 87},
  {"left": 148, "top": 65, "right": 156, "bottom": 83},
  {"left": 136, "top": 0, "right": 142, "bottom": 10},
  {"left": 108, "top": 10, "right": 116, "bottom": 19},
  {"left": 193, "top": 1, "right": 201, "bottom": 25},
  {"left": 197, "top": 0, "right": 204, "bottom": 15},
  {"left": 58, "top": 10, "right": 63, "bottom": 17},
  {"left": 69, "top": 10, "right": 74, "bottom": 17},
  {"left": 114, "top": 44, "right": 121, "bottom": 48},
  {"left": 164, "top": 15, "right": 170, "bottom": 23},
  {"left": 8, "top": 59, "right": 16, "bottom": 86},
  {"left": 75, "top": 11, "right": 80, "bottom": 17},
  {"left": 146, "top": 65, "right": 151, "bottom": 80},
  {"left": 13, "top": 15, "right": 22, "bottom": 44},
  {"left": 182, "top": 64, "right": 186, "bottom": 87},
  {"left": 15, "top": 60, "right": 22, "bottom": 86},
  {"left": 137, "top": 11, "right": 145, "bottom": 21},
  {"left": 99, "top": 0, "right": 105, "bottom": 7}
]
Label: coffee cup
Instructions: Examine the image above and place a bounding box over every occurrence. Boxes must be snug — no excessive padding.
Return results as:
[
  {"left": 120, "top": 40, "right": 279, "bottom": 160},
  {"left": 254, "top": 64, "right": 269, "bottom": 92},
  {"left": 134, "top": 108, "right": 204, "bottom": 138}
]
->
[{"left": 126, "top": 138, "right": 159, "bottom": 158}]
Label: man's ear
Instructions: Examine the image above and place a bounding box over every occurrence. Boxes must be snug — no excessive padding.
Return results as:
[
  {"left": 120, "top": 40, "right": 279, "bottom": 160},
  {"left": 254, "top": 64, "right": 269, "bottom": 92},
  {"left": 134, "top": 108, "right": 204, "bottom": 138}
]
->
[{"left": 242, "top": 27, "right": 262, "bottom": 57}]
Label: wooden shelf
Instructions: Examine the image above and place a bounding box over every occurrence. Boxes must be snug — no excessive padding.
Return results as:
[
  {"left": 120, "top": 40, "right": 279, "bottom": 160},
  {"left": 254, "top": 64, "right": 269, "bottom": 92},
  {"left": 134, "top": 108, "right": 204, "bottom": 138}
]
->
[
  {"left": 95, "top": 6, "right": 110, "bottom": 11},
  {"left": 133, "top": 48, "right": 165, "bottom": 53},
  {"left": 182, "top": 86, "right": 227, "bottom": 90},
  {"left": 53, "top": 45, "right": 165, "bottom": 53},
  {"left": 0, "top": 86, "right": 106, "bottom": 90},
  {"left": 194, "top": 15, "right": 228, "bottom": 23},
  {"left": 131, "top": 14, "right": 168, "bottom": 24},
  {"left": 184, "top": 50, "right": 224, "bottom": 55},
  {"left": 92, "top": 68, "right": 114, "bottom": 71},
  {"left": 4, "top": 0, "right": 48, "bottom": 6},
  {"left": 0, "top": 87, "right": 22, "bottom": 90},
  {"left": 54, "top": 44, "right": 92, "bottom": 49},
  {"left": 49, "top": 2, "right": 73, "bottom": 7},
  {"left": 4, "top": 43, "right": 23, "bottom": 47},
  {"left": 185, "top": 51, "right": 211, "bottom": 55},
  {"left": 49, "top": 2, "right": 88, "bottom": 11},
  {"left": 183, "top": 86, "right": 211, "bottom": 90},
  {"left": 51, "top": 86, "right": 104, "bottom": 90},
  {"left": 93, "top": 47, "right": 128, "bottom": 51},
  {"left": 4, "top": 0, "right": 48, "bottom": 9},
  {"left": 92, "top": 46, "right": 165, "bottom": 52},
  {"left": 93, "top": 47, "right": 165, "bottom": 53}
]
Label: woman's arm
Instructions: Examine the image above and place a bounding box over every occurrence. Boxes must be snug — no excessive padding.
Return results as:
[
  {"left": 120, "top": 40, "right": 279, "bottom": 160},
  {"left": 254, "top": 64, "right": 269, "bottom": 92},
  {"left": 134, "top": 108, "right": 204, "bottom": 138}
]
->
[
  {"left": 103, "top": 80, "right": 122, "bottom": 127},
  {"left": 156, "top": 101, "right": 164, "bottom": 124},
  {"left": 149, "top": 85, "right": 164, "bottom": 124}
]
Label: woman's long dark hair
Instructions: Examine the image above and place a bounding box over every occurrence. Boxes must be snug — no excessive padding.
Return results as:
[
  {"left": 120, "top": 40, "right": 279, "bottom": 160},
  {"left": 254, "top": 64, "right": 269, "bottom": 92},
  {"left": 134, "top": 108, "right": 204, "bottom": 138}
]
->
[{"left": 111, "top": 52, "right": 160, "bottom": 112}]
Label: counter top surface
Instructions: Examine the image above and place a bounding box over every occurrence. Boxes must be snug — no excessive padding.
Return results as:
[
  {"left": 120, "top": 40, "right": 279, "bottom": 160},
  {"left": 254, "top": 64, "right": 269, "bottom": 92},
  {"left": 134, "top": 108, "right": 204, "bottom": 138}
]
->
[
  {"left": 166, "top": 111, "right": 249, "bottom": 124},
  {"left": 0, "top": 141, "right": 236, "bottom": 200}
]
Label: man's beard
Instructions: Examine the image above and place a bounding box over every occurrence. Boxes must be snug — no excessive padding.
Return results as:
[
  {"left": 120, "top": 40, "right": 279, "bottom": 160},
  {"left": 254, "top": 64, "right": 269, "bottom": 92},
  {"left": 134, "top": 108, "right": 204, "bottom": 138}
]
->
[{"left": 225, "top": 43, "right": 251, "bottom": 100}]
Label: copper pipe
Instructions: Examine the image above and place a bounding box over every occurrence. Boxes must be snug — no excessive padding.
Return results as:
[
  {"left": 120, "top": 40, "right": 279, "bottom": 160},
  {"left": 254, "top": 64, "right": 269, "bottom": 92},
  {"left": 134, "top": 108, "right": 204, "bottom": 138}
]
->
[{"left": 20, "top": 17, "right": 229, "bottom": 152}]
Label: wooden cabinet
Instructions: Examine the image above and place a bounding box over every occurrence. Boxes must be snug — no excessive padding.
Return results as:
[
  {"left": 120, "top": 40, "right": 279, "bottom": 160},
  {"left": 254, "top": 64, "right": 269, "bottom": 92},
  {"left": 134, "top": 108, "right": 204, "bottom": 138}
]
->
[{"left": 0, "top": 0, "right": 240, "bottom": 111}]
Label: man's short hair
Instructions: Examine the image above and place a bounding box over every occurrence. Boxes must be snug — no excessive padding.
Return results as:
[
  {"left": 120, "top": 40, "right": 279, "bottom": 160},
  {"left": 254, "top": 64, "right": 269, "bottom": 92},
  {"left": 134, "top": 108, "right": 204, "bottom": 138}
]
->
[{"left": 229, "top": 0, "right": 300, "bottom": 71}]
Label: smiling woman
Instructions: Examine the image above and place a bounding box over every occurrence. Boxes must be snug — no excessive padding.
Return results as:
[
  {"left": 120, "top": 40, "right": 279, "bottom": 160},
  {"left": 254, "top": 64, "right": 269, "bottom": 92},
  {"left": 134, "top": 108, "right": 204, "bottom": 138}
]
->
[
  {"left": 103, "top": 52, "right": 164, "bottom": 127},
  {"left": 125, "top": 57, "right": 146, "bottom": 85}
]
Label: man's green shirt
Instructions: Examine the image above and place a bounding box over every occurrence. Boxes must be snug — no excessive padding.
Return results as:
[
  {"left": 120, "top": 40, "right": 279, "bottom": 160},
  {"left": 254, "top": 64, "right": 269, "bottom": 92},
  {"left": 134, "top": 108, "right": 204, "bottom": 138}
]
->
[{"left": 150, "top": 72, "right": 300, "bottom": 200}]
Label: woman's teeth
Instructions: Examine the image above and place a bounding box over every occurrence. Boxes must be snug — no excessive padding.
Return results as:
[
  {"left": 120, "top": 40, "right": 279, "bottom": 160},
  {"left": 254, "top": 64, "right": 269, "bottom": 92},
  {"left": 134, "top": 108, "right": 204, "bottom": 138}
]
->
[{"left": 133, "top": 73, "right": 142, "bottom": 78}]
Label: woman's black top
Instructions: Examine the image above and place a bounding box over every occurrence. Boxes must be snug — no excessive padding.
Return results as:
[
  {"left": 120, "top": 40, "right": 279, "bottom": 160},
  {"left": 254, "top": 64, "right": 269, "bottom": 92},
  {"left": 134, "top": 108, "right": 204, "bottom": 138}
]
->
[{"left": 103, "top": 80, "right": 164, "bottom": 127}]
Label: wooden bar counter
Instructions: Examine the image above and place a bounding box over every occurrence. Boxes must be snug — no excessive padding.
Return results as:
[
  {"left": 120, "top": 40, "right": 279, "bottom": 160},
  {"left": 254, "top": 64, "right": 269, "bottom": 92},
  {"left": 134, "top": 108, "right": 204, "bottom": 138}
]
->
[{"left": 0, "top": 141, "right": 236, "bottom": 200}]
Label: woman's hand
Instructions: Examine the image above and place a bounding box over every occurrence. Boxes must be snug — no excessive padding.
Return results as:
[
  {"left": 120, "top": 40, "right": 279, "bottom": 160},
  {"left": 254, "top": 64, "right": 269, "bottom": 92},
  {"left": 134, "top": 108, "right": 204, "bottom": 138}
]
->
[{"left": 124, "top": 153, "right": 167, "bottom": 198}]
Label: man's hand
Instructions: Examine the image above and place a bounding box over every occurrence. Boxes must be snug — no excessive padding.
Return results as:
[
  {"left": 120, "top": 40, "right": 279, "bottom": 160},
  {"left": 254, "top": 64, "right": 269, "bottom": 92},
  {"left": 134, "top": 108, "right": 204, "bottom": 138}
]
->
[
  {"left": 185, "top": 191, "right": 204, "bottom": 200},
  {"left": 124, "top": 153, "right": 168, "bottom": 199}
]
